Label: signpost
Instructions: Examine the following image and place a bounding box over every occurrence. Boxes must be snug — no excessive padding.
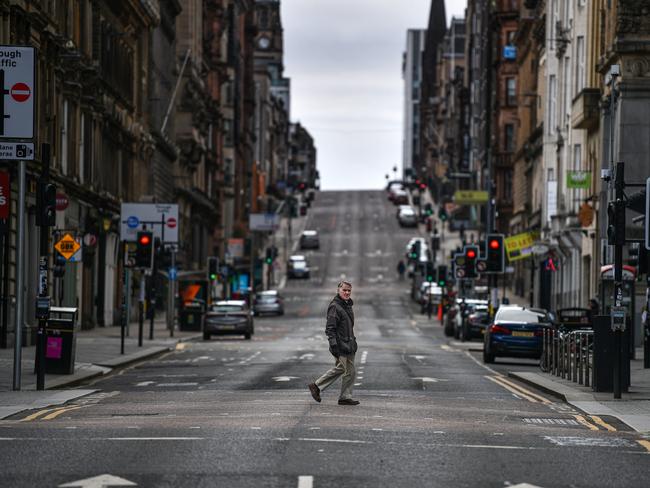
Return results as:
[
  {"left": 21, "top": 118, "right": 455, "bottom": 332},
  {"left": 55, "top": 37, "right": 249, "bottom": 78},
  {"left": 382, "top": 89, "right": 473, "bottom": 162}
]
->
[{"left": 2, "top": 45, "right": 35, "bottom": 391}]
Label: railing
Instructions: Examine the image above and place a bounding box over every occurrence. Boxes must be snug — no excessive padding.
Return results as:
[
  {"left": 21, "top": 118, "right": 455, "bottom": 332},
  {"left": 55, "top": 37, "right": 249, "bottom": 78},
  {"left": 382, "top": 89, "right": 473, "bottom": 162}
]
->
[{"left": 541, "top": 328, "right": 593, "bottom": 388}]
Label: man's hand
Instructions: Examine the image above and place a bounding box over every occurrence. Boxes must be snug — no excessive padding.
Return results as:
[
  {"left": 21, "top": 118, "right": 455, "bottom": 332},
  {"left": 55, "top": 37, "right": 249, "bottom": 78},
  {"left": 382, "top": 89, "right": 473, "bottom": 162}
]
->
[{"left": 329, "top": 344, "right": 340, "bottom": 358}]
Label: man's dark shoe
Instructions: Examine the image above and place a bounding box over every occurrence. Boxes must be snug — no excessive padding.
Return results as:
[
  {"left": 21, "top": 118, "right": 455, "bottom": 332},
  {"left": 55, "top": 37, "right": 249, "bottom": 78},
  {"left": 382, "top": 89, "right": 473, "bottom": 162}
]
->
[
  {"left": 338, "top": 398, "right": 360, "bottom": 406},
  {"left": 308, "top": 383, "right": 321, "bottom": 403}
]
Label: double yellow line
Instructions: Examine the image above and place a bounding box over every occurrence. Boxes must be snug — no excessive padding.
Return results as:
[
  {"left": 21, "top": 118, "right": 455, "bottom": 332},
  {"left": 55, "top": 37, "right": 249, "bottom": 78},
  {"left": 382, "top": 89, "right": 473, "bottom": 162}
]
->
[
  {"left": 486, "top": 375, "right": 619, "bottom": 432},
  {"left": 20, "top": 405, "right": 86, "bottom": 422}
]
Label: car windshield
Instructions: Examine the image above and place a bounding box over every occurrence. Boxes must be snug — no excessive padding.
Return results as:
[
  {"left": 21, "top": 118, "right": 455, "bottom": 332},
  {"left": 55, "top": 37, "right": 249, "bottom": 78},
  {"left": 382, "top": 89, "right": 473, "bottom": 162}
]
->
[
  {"left": 211, "top": 304, "right": 244, "bottom": 313},
  {"left": 400, "top": 208, "right": 415, "bottom": 215},
  {"left": 497, "top": 308, "right": 548, "bottom": 323},
  {"left": 257, "top": 295, "right": 278, "bottom": 303}
]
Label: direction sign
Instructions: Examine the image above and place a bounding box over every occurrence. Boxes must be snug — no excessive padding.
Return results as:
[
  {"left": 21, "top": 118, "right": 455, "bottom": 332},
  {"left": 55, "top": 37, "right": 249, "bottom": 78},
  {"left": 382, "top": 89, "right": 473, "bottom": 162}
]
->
[
  {"left": 0, "top": 45, "right": 35, "bottom": 139},
  {"left": 54, "top": 233, "right": 81, "bottom": 260},
  {"left": 120, "top": 203, "right": 179, "bottom": 243}
]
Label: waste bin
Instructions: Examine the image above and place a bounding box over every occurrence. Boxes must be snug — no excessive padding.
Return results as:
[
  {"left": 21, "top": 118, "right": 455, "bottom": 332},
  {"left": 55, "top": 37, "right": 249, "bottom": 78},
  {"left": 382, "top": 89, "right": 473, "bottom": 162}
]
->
[
  {"left": 592, "top": 315, "right": 630, "bottom": 392},
  {"left": 44, "top": 307, "right": 78, "bottom": 375},
  {"left": 179, "top": 301, "right": 205, "bottom": 331}
]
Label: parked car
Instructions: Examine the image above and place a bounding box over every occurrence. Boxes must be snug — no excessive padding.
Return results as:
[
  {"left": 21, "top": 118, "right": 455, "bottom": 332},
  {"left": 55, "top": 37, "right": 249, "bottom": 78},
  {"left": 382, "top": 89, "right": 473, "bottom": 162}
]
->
[
  {"left": 483, "top": 305, "right": 552, "bottom": 363},
  {"left": 203, "top": 300, "right": 254, "bottom": 340},
  {"left": 391, "top": 188, "right": 409, "bottom": 205},
  {"left": 444, "top": 299, "right": 461, "bottom": 337},
  {"left": 299, "top": 230, "right": 320, "bottom": 250},
  {"left": 253, "top": 290, "right": 284, "bottom": 316},
  {"left": 397, "top": 206, "right": 418, "bottom": 227},
  {"left": 419, "top": 285, "right": 443, "bottom": 313},
  {"left": 460, "top": 305, "right": 490, "bottom": 341},
  {"left": 387, "top": 182, "right": 405, "bottom": 202},
  {"left": 455, "top": 299, "right": 488, "bottom": 340},
  {"left": 287, "top": 255, "right": 310, "bottom": 279}
]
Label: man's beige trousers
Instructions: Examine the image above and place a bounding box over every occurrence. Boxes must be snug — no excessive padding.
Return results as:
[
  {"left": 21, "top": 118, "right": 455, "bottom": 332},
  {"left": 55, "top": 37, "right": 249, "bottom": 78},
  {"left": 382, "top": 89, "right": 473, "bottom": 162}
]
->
[{"left": 314, "top": 354, "right": 356, "bottom": 400}]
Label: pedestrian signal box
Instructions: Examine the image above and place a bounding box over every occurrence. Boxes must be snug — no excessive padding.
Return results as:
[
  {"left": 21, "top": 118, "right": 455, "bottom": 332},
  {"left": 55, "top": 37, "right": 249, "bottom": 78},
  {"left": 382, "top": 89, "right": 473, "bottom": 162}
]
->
[
  {"left": 485, "top": 234, "right": 505, "bottom": 273},
  {"left": 463, "top": 245, "right": 479, "bottom": 279}
]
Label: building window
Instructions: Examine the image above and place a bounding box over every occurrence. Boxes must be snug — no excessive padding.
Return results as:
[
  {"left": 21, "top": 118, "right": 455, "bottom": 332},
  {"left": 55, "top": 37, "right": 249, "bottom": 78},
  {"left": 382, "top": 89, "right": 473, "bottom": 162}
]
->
[
  {"left": 548, "top": 75, "right": 557, "bottom": 134},
  {"left": 573, "top": 144, "right": 582, "bottom": 170},
  {"left": 505, "top": 123, "right": 515, "bottom": 153},
  {"left": 504, "top": 169, "right": 513, "bottom": 202},
  {"left": 575, "top": 36, "right": 585, "bottom": 94},
  {"left": 506, "top": 78, "right": 516, "bottom": 106}
]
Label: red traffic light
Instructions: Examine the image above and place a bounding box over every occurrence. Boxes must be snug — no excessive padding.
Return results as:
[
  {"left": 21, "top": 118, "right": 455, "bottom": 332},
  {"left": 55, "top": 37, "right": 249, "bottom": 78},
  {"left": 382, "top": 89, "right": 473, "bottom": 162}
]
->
[
  {"left": 139, "top": 235, "right": 151, "bottom": 245},
  {"left": 489, "top": 239, "right": 500, "bottom": 250},
  {"left": 466, "top": 249, "right": 476, "bottom": 259}
]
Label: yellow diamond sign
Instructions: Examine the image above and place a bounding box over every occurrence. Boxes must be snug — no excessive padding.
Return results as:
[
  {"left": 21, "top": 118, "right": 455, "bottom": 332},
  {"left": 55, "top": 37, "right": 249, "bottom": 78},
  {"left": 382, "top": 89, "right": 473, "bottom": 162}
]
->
[{"left": 54, "top": 233, "right": 81, "bottom": 260}]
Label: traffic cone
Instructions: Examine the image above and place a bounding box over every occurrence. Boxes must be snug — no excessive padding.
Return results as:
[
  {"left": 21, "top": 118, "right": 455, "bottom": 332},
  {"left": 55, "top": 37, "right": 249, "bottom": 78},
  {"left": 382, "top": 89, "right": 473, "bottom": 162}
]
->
[{"left": 437, "top": 305, "right": 443, "bottom": 322}]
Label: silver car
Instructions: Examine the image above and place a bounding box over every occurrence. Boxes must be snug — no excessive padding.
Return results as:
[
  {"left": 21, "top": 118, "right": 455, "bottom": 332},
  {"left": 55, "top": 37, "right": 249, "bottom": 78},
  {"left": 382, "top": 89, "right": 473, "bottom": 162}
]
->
[
  {"left": 253, "top": 290, "right": 284, "bottom": 316},
  {"left": 203, "top": 300, "right": 254, "bottom": 340}
]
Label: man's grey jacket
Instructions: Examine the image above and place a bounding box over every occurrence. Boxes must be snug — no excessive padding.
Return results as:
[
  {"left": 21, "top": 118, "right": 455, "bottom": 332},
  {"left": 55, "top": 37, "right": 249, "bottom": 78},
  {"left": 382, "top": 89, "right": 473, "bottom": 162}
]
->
[{"left": 326, "top": 295, "right": 357, "bottom": 357}]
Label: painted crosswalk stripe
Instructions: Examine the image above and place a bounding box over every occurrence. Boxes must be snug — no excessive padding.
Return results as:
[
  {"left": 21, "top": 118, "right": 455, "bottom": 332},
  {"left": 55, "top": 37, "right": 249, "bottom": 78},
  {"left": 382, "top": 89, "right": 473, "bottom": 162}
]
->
[{"left": 298, "top": 475, "right": 313, "bottom": 488}]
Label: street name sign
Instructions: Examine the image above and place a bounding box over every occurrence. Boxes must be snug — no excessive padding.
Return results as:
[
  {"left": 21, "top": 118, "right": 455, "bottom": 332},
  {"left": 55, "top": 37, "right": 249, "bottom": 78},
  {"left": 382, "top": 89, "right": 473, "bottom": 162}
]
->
[
  {"left": 120, "top": 203, "right": 179, "bottom": 243},
  {"left": 0, "top": 45, "right": 35, "bottom": 139},
  {"left": 0, "top": 141, "right": 34, "bottom": 160},
  {"left": 249, "top": 212, "right": 279, "bottom": 231}
]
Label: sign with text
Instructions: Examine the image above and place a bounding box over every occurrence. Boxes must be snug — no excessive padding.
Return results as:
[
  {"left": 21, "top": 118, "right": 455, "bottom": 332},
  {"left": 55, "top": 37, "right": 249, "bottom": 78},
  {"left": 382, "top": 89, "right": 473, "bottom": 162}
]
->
[
  {"left": 0, "top": 45, "right": 35, "bottom": 139},
  {"left": 120, "top": 203, "right": 179, "bottom": 243},
  {"left": 504, "top": 231, "right": 540, "bottom": 262},
  {"left": 0, "top": 170, "right": 9, "bottom": 219},
  {"left": 566, "top": 170, "right": 591, "bottom": 189},
  {"left": 54, "top": 233, "right": 81, "bottom": 260},
  {"left": 227, "top": 238, "right": 244, "bottom": 258},
  {"left": 453, "top": 190, "right": 488, "bottom": 205},
  {"left": 0, "top": 141, "right": 34, "bottom": 160},
  {"left": 249, "top": 213, "right": 279, "bottom": 231}
]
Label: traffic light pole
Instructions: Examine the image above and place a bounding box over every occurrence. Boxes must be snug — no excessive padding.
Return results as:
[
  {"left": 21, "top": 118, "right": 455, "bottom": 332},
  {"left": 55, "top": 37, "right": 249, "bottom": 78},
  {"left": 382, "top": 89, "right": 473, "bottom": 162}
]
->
[
  {"left": 12, "top": 159, "right": 26, "bottom": 390},
  {"left": 138, "top": 273, "right": 145, "bottom": 347},
  {"left": 35, "top": 143, "right": 52, "bottom": 391}
]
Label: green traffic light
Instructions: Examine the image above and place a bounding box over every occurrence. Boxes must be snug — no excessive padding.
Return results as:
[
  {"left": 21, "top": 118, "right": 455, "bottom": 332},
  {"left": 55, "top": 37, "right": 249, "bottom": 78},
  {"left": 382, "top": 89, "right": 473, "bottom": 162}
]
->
[
  {"left": 438, "top": 280, "right": 445, "bottom": 286},
  {"left": 210, "top": 273, "right": 217, "bottom": 280}
]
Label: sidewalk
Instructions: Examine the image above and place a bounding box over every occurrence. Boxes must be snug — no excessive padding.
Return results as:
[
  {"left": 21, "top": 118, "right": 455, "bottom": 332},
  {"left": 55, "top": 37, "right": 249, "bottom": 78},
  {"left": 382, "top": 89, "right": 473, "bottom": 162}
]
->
[
  {"left": 0, "top": 316, "right": 201, "bottom": 419},
  {"left": 510, "top": 348, "right": 650, "bottom": 433}
]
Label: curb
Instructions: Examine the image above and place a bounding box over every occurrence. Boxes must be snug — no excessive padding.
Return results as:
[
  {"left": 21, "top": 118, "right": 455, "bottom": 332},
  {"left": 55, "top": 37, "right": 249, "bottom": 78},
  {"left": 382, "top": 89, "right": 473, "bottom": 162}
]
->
[{"left": 508, "top": 371, "right": 570, "bottom": 402}]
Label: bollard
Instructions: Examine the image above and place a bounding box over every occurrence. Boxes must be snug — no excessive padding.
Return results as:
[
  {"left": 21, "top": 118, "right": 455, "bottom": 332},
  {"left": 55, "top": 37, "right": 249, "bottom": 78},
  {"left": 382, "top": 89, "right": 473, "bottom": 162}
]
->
[
  {"left": 585, "top": 331, "right": 591, "bottom": 388},
  {"left": 578, "top": 332, "right": 584, "bottom": 385}
]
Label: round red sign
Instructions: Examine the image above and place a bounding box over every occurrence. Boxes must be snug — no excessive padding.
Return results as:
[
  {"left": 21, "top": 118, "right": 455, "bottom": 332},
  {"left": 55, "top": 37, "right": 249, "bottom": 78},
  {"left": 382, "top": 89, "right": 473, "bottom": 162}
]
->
[
  {"left": 166, "top": 217, "right": 177, "bottom": 228},
  {"left": 10, "top": 83, "right": 31, "bottom": 103},
  {"left": 55, "top": 193, "right": 69, "bottom": 211}
]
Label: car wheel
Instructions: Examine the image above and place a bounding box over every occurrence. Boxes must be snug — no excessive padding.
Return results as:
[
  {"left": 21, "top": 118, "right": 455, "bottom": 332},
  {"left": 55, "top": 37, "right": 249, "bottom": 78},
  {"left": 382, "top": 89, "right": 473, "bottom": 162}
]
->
[
  {"left": 203, "top": 331, "right": 210, "bottom": 341},
  {"left": 444, "top": 323, "right": 454, "bottom": 337},
  {"left": 244, "top": 332, "right": 252, "bottom": 340},
  {"left": 483, "top": 347, "right": 495, "bottom": 363}
]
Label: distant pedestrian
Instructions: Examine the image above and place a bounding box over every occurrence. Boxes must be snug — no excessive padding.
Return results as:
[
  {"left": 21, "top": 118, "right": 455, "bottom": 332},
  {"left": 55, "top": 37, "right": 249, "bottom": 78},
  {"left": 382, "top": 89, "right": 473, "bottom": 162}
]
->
[
  {"left": 397, "top": 260, "right": 406, "bottom": 280},
  {"left": 308, "top": 280, "right": 359, "bottom": 405}
]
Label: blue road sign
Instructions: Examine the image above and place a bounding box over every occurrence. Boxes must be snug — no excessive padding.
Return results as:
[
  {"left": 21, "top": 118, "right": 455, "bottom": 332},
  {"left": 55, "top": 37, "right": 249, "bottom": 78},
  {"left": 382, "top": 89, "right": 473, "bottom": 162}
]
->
[
  {"left": 127, "top": 216, "right": 139, "bottom": 228},
  {"left": 169, "top": 267, "right": 177, "bottom": 281}
]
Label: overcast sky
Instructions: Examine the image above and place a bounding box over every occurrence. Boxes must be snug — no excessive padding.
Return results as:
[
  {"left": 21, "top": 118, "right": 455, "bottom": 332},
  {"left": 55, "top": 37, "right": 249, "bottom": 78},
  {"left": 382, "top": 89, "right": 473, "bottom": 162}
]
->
[{"left": 282, "top": 0, "right": 468, "bottom": 191}]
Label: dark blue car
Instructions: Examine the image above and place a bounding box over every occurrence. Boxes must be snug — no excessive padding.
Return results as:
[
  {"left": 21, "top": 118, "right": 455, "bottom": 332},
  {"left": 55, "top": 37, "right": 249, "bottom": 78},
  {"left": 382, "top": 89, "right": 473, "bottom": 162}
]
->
[{"left": 483, "top": 306, "right": 551, "bottom": 363}]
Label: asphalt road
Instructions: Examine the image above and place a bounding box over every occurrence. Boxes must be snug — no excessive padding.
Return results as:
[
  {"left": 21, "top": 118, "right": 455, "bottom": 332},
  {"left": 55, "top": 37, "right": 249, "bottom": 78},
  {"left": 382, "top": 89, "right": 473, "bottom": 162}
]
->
[{"left": 1, "top": 190, "right": 649, "bottom": 488}]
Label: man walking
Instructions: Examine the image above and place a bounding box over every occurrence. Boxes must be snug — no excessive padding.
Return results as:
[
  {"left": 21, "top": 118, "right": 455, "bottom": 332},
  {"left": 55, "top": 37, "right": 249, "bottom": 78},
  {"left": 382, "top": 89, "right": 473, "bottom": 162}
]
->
[{"left": 308, "top": 280, "right": 359, "bottom": 405}]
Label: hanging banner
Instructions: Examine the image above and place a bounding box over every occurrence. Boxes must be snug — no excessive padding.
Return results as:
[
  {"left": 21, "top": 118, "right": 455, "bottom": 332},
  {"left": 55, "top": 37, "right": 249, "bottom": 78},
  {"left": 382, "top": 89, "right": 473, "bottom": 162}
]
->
[
  {"left": 453, "top": 190, "right": 489, "bottom": 205},
  {"left": 504, "top": 231, "right": 541, "bottom": 262},
  {"left": 566, "top": 171, "right": 591, "bottom": 189}
]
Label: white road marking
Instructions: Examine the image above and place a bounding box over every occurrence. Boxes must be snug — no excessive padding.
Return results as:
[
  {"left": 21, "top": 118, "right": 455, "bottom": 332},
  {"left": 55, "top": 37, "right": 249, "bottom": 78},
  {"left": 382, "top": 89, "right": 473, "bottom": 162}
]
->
[
  {"left": 299, "top": 353, "right": 315, "bottom": 360},
  {"left": 412, "top": 377, "right": 449, "bottom": 383},
  {"left": 298, "top": 475, "right": 313, "bottom": 488},
  {"left": 463, "top": 350, "right": 500, "bottom": 375},
  {"left": 104, "top": 437, "right": 203, "bottom": 441},
  {"left": 273, "top": 376, "right": 300, "bottom": 382},
  {"left": 354, "top": 383, "right": 362, "bottom": 386},
  {"left": 59, "top": 474, "right": 137, "bottom": 487},
  {"left": 135, "top": 381, "right": 155, "bottom": 387},
  {"left": 156, "top": 383, "right": 198, "bottom": 387}
]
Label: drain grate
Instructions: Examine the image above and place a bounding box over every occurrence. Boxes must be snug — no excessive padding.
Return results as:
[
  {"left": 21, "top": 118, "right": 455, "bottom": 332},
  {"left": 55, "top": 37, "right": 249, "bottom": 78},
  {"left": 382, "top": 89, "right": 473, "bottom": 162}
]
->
[{"left": 523, "top": 418, "right": 580, "bottom": 426}]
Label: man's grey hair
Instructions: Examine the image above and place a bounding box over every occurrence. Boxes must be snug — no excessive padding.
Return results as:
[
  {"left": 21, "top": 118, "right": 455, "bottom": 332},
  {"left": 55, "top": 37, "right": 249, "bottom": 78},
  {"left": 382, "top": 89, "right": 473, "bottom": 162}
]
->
[{"left": 337, "top": 280, "right": 352, "bottom": 289}]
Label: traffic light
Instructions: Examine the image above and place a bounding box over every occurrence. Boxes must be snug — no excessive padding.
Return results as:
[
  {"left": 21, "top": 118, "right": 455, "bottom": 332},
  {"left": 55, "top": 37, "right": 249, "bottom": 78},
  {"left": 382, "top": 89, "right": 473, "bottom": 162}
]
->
[
  {"left": 36, "top": 181, "right": 56, "bottom": 227},
  {"left": 464, "top": 245, "right": 479, "bottom": 279},
  {"left": 437, "top": 265, "right": 447, "bottom": 287},
  {"left": 438, "top": 207, "right": 448, "bottom": 221},
  {"left": 135, "top": 231, "right": 154, "bottom": 269},
  {"left": 208, "top": 256, "right": 219, "bottom": 280},
  {"left": 265, "top": 247, "right": 274, "bottom": 265},
  {"left": 425, "top": 261, "right": 435, "bottom": 282},
  {"left": 53, "top": 252, "right": 66, "bottom": 278},
  {"left": 607, "top": 200, "right": 625, "bottom": 246},
  {"left": 409, "top": 241, "right": 421, "bottom": 261},
  {"left": 485, "top": 234, "right": 505, "bottom": 273}
]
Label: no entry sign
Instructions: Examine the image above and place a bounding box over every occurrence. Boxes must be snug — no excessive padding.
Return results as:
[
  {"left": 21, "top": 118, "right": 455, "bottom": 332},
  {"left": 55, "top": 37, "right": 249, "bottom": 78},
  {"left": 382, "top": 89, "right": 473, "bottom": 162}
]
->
[{"left": 0, "top": 45, "right": 35, "bottom": 139}]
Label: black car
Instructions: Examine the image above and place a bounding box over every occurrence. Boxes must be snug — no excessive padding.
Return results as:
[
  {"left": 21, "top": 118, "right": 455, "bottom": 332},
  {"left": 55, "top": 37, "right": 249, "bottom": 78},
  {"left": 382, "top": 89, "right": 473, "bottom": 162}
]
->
[
  {"left": 299, "top": 230, "right": 320, "bottom": 250},
  {"left": 203, "top": 300, "right": 254, "bottom": 340}
]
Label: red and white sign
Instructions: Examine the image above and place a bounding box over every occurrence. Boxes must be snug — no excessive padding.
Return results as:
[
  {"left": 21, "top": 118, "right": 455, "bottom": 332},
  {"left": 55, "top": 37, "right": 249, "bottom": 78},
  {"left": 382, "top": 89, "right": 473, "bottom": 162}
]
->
[
  {"left": 83, "top": 233, "right": 97, "bottom": 247},
  {"left": 0, "top": 171, "right": 9, "bottom": 219},
  {"left": 10, "top": 82, "right": 31, "bottom": 102},
  {"left": 55, "top": 193, "right": 69, "bottom": 211},
  {"left": 166, "top": 217, "right": 177, "bottom": 228}
]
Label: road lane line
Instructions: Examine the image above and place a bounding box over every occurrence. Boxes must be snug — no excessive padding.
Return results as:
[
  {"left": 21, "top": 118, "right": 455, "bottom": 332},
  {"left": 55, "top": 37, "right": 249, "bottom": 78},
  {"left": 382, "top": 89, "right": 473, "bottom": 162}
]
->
[
  {"left": 589, "top": 416, "right": 617, "bottom": 432},
  {"left": 298, "top": 475, "right": 313, "bottom": 488},
  {"left": 485, "top": 376, "right": 539, "bottom": 403},
  {"left": 495, "top": 376, "right": 551, "bottom": 404},
  {"left": 104, "top": 437, "right": 204, "bottom": 441},
  {"left": 42, "top": 406, "right": 85, "bottom": 420},
  {"left": 637, "top": 440, "right": 650, "bottom": 453},
  {"left": 573, "top": 415, "right": 600, "bottom": 431}
]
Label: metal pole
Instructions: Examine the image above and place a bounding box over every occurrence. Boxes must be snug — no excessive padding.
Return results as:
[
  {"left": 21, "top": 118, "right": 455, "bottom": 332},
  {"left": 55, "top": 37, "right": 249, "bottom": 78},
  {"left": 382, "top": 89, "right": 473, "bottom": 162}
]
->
[
  {"left": 138, "top": 273, "right": 144, "bottom": 347},
  {"left": 120, "top": 242, "right": 127, "bottom": 355},
  {"left": 12, "top": 160, "right": 26, "bottom": 390},
  {"left": 613, "top": 161, "right": 625, "bottom": 399},
  {"left": 169, "top": 248, "right": 176, "bottom": 337}
]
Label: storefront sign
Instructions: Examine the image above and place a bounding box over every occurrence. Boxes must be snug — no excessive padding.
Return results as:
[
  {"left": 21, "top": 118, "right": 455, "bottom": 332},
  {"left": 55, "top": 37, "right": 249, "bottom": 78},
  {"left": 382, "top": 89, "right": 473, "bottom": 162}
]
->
[
  {"left": 504, "top": 231, "right": 540, "bottom": 262},
  {"left": 453, "top": 190, "right": 489, "bottom": 205},
  {"left": 227, "top": 238, "right": 244, "bottom": 258},
  {"left": 567, "top": 171, "right": 591, "bottom": 189}
]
